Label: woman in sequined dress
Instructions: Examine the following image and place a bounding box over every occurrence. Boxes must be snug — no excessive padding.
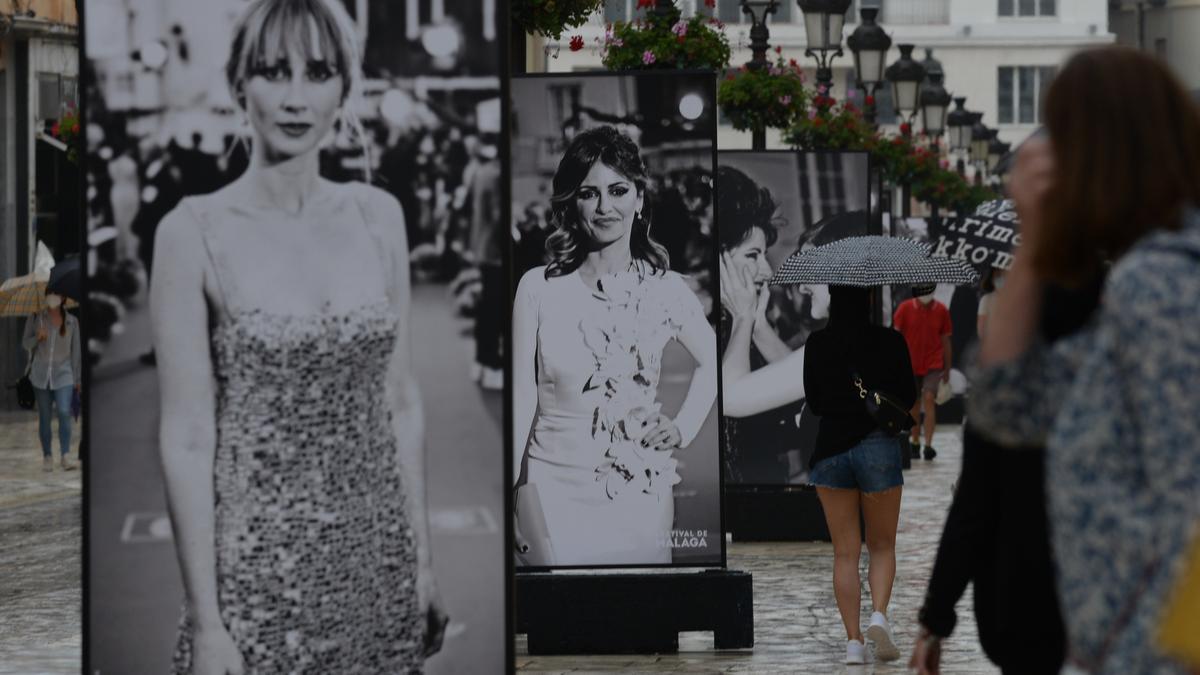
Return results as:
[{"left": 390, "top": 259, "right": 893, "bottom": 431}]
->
[
  {"left": 511, "top": 126, "right": 718, "bottom": 567},
  {"left": 151, "top": 1, "right": 446, "bottom": 672}
]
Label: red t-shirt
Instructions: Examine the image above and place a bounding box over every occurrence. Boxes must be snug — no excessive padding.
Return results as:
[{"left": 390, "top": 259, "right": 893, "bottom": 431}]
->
[{"left": 893, "top": 298, "right": 952, "bottom": 375}]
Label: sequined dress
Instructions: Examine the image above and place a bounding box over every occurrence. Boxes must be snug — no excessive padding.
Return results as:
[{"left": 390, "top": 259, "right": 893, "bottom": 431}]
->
[{"left": 170, "top": 195, "right": 424, "bottom": 674}]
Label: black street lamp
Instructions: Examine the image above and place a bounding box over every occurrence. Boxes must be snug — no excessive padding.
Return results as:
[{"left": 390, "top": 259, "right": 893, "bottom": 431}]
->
[
  {"left": 919, "top": 71, "right": 951, "bottom": 140},
  {"left": 885, "top": 44, "right": 925, "bottom": 132},
  {"left": 946, "top": 97, "right": 971, "bottom": 152},
  {"left": 919, "top": 47, "right": 944, "bottom": 88},
  {"left": 969, "top": 114, "right": 989, "bottom": 164},
  {"left": 987, "top": 131, "right": 1007, "bottom": 172},
  {"left": 846, "top": 6, "right": 891, "bottom": 128},
  {"left": 742, "top": 0, "right": 780, "bottom": 150},
  {"left": 652, "top": 0, "right": 679, "bottom": 20},
  {"left": 796, "top": 0, "right": 852, "bottom": 93}
]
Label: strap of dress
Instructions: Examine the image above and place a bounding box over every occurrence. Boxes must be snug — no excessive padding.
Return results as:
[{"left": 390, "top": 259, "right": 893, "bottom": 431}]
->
[
  {"left": 182, "top": 198, "right": 236, "bottom": 322},
  {"left": 351, "top": 188, "right": 397, "bottom": 307}
]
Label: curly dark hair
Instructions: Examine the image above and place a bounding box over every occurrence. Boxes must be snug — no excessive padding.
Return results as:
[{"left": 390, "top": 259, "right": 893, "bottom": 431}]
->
[
  {"left": 716, "top": 165, "right": 780, "bottom": 252},
  {"left": 544, "top": 126, "right": 670, "bottom": 278}
]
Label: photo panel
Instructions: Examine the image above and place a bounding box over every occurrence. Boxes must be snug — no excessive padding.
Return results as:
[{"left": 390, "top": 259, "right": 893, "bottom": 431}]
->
[
  {"left": 510, "top": 71, "right": 723, "bottom": 569},
  {"left": 83, "top": 1, "right": 505, "bottom": 672},
  {"left": 716, "top": 151, "right": 870, "bottom": 486}
]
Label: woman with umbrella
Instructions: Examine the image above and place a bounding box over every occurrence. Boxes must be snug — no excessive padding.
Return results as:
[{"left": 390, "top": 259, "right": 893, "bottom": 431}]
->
[
  {"left": 149, "top": 1, "right": 446, "bottom": 672},
  {"left": 723, "top": 237, "right": 975, "bottom": 665},
  {"left": 21, "top": 287, "right": 80, "bottom": 472}
]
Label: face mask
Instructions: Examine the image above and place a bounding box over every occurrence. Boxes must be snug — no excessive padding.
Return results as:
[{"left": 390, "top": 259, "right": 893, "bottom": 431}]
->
[
  {"left": 993, "top": 276, "right": 1006, "bottom": 290},
  {"left": 45, "top": 294, "right": 62, "bottom": 309},
  {"left": 916, "top": 294, "right": 934, "bottom": 305}
]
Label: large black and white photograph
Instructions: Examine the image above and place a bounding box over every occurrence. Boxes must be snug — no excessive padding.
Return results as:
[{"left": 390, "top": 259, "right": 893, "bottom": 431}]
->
[
  {"left": 509, "top": 72, "right": 722, "bottom": 568},
  {"left": 716, "top": 151, "right": 870, "bottom": 486},
  {"left": 83, "top": 0, "right": 504, "bottom": 672}
]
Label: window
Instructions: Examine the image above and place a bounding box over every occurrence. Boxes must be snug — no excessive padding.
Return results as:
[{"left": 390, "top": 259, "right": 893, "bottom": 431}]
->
[
  {"left": 999, "top": 0, "right": 1055, "bottom": 17},
  {"left": 36, "top": 73, "right": 75, "bottom": 121},
  {"left": 997, "top": 66, "right": 1056, "bottom": 124}
]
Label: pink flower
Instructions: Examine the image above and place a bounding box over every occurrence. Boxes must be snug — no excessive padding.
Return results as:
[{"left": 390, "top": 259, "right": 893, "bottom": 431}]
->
[
  {"left": 642, "top": 50, "right": 656, "bottom": 65},
  {"left": 769, "top": 65, "right": 782, "bottom": 76},
  {"left": 671, "top": 20, "right": 688, "bottom": 37},
  {"left": 779, "top": 95, "right": 792, "bottom": 106},
  {"left": 817, "top": 84, "right": 828, "bottom": 95}
]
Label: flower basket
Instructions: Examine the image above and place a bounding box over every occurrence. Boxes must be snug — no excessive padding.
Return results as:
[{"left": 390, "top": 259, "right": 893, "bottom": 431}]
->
[
  {"left": 51, "top": 106, "right": 81, "bottom": 165},
  {"left": 600, "top": 3, "right": 731, "bottom": 71},
  {"left": 717, "top": 53, "right": 808, "bottom": 132},
  {"left": 782, "top": 89, "right": 874, "bottom": 151},
  {"left": 512, "top": 0, "right": 604, "bottom": 41}
]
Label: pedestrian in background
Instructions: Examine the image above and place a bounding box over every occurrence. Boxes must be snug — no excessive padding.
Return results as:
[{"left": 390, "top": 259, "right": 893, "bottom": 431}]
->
[
  {"left": 893, "top": 283, "right": 951, "bottom": 460},
  {"left": 971, "top": 46, "right": 1200, "bottom": 674},
  {"left": 22, "top": 290, "right": 81, "bottom": 472}
]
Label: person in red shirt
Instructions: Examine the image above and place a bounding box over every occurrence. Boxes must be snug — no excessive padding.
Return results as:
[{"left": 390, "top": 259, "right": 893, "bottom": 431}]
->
[{"left": 892, "top": 284, "right": 952, "bottom": 460}]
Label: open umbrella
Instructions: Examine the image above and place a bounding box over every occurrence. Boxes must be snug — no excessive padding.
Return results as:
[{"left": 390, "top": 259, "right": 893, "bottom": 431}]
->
[
  {"left": 48, "top": 257, "right": 81, "bottom": 301},
  {"left": 931, "top": 199, "right": 1019, "bottom": 270},
  {"left": 0, "top": 272, "right": 50, "bottom": 317},
  {"left": 771, "top": 236, "right": 979, "bottom": 287}
]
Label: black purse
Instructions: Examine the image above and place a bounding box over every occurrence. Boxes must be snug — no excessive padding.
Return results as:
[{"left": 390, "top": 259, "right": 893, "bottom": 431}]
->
[
  {"left": 11, "top": 354, "right": 35, "bottom": 410},
  {"left": 851, "top": 369, "right": 914, "bottom": 437}
]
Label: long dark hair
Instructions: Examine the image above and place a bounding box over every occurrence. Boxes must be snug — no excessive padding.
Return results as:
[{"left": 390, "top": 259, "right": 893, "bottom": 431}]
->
[
  {"left": 544, "top": 126, "right": 670, "bottom": 278},
  {"left": 716, "top": 165, "right": 780, "bottom": 252},
  {"left": 1036, "top": 46, "right": 1200, "bottom": 286}
]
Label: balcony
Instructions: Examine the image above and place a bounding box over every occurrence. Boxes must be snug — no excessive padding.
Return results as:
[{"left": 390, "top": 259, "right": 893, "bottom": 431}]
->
[{"left": 882, "top": 0, "right": 951, "bottom": 25}]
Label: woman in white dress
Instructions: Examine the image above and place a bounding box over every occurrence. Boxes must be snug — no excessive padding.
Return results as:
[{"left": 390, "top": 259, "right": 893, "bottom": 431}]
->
[{"left": 512, "top": 125, "right": 718, "bottom": 566}]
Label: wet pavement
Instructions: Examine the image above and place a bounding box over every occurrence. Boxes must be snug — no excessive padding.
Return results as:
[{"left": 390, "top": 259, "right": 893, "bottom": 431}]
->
[
  {"left": 517, "top": 428, "right": 1003, "bottom": 674},
  {"left": 0, "top": 411, "right": 83, "bottom": 675}
]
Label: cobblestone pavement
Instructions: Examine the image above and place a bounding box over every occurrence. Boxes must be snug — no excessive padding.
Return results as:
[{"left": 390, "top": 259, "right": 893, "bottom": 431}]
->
[
  {"left": 0, "top": 411, "right": 82, "bottom": 675},
  {"left": 517, "top": 428, "right": 1002, "bottom": 674}
]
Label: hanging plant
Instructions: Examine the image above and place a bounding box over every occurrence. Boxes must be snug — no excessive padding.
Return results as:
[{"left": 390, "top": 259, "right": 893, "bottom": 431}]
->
[
  {"left": 51, "top": 105, "right": 81, "bottom": 165},
  {"left": 512, "top": 0, "right": 604, "bottom": 41},
  {"left": 782, "top": 87, "right": 874, "bottom": 151},
  {"left": 716, "top": 51, "right": 808, "bottom": 132},
  {"left": 600, "top": 2, "right": 731, "bottom": 71}
]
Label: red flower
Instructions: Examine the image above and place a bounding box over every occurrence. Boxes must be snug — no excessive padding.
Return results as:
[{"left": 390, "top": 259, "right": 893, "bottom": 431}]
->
[
  {"left": 704, "top": 0, "right": 715, "bottom": 6},
  {"left": 813, "top": 118, "right": 824, "bottom": 127},
  {"left": 51, "top": 122, "right": 60, "bottom": 137},
  {"left": 865, "top": 95, "right": 875, "bottom": 106},
  {"left": 71, "top": 122, "right": 79, "bottom": 134},
  {"left": 789, "top": 58, "right": 799, "bottom": 68},
  {"left": 569, "top": 35, "right": 584, "bottom": 51},
  {"left": 637, "top": 0, "right": 654, "bottom": 8},
  {"left": 677, "top": 35, "right": 686, "bottom": 44},
  {"left": 726, "top": 73, "right": 736, "bottom": 81},
  {"left": 899, "top": 122, "right": 912, "bottom": 135},
  {"left": 775, "top": 46, "right": 782, "bottom": 54}
]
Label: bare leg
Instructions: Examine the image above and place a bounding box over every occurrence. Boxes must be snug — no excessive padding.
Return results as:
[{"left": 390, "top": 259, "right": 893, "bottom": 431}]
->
[
  {"left": 922, "top": 390, "right": 937, "bottom": 447},
  {"left": 817, "top": 487, "right": 864, "bottom": 642},
  {"left": 861, "top": 486, "right": 903, "bottom": 614},
  {"left": 909, "top": 397, "right": 921, "bottom": 446}
]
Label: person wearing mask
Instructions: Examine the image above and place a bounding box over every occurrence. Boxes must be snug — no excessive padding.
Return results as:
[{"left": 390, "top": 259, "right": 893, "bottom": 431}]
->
[
  {"left": 23, "top": 291, "right": 81, "bottom": 472},
  {"left": 893, "top": 283, "right": 952, "bottom": 460},
  {"left": 971, "top": 46, "right": 1200, "bottom": 674}
]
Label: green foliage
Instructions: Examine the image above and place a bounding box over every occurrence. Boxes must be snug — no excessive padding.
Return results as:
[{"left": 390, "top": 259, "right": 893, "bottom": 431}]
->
[
  {"left": 512, "top": 0, "right": 605, "bottom": 41},
  {"left": 601, "top": 8, "right": 731, "bottom": 71},
  {"left": 716, "top": 54, "right": 808, "bottom": 132}
]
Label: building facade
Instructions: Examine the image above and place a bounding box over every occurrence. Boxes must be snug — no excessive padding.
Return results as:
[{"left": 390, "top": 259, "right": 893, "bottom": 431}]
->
[
  {"left": 1109, "top": 0, "right": 1200, "bottom": 93},
  {"left": 1, "top": 0, "right": 78, "bottom": 409},
  {"left": 540, "top": 0, "right": 1113, "bottom": 148}
]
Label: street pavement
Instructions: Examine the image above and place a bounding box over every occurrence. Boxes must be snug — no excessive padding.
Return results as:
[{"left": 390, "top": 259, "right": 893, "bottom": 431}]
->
[
  {"left": 0, "top": 411, "right": 83, "bottom": 675},
  {"left": 517, "top": 428, "right": 1003, "bottom": 674}
]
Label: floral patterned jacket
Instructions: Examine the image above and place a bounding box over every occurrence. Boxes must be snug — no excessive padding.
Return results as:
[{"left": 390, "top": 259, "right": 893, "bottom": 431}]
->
[{"left": 968, "top": 208, "right": 1200, "bottom": 675}]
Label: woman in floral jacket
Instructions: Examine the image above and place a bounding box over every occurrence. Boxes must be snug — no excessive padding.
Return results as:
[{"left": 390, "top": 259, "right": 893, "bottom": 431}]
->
[
  {"left": 970, "top": 46, "right": 1200, "bottom": 674},
  {"left": 511, "top": 126, "right": 717, "bottom": 566}
]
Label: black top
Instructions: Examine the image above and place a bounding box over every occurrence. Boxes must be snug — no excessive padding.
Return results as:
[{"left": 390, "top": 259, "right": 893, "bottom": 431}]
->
[{"left": 803, "top": 325, "right": 917, "bottom": 469}]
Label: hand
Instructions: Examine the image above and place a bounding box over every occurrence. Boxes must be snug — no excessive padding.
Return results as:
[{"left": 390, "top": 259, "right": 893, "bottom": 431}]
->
[
  {"left": 640, "top": 414, "right": 682, "bottom": 451},
  {"left": 941, "top": 370, "right": 950, "bottom": 384},
  {"left": 908, "top": 628, "right": 943, "bottom": 675},
  {"left": 36, "top": 326, "right": 47, "bottom": 342},
  {"left": 192, "top": 624, "right": 246, "bottom": 675},
  {"left": 719, "top": 253, "right": 761, "bottom": 320},
  {"left": 1007, "top": 136, "right": 1055, "bottom": 260},
  {"left": 418, "top": 568, "right": 450, "bottom": 657},
  {"left": 752, "top": 283, "right": 771, "bottom": 327}
]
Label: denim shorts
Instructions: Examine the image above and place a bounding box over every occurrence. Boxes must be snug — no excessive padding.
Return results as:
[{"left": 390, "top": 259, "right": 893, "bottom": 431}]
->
[{"left": 809, "top": 432, "right": 904, "bottom": 493}]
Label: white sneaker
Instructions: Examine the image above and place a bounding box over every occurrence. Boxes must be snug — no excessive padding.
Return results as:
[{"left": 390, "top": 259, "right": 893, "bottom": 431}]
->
[
  {"left": 468, "top": 361, "right": 483, "bottom": 383},
  {"left": 866, "top": 611, "right": 900, "bottom": 662},
  {"left": 846, "top": 638, "right": 870, "bottom": 665}
]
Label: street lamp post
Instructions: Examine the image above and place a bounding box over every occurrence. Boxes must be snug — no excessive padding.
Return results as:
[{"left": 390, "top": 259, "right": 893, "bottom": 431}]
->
[
  {"left": 919, "top": 71, "right": 951, "bottom": 142},
  {"left": 969, "top": 114, "right": 990, "bottom": 186},
  {"left": 796, "top": 0, "right": 852, "bottom": 94},
  {"left": 652, "top": 0, "right": 679, "bottom": 20},
  {"left": 886, "top": 44, "right": 925, "bottom": 217},
  {"left": 846, "top": 7, "right": 891, "bottom": 129},
  {"left": 742, "top": 0, "right": 780, "bottom": 150}
]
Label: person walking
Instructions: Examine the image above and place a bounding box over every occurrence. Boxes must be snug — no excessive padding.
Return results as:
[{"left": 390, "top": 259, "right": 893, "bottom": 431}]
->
[
  {"left": 22, "top": 291, "right": 81, "bottom": 471},
  {"left": 893, "top": 283, "right": 951, "bottom": 460},
  {"left": 971, "top": 46, "right": 1200, "bottom": 674}
]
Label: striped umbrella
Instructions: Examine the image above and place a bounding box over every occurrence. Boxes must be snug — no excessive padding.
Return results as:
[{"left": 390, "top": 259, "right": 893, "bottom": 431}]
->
[
  {"left": 0, "top": 271, "right": 51, "bottom": 317},
  {"left": 770, "top": 236, "right": 979, "bottom": 287}
]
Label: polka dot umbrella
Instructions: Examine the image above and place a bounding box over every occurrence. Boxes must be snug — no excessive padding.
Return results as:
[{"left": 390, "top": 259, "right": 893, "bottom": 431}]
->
[{"left": 770, "top": 235, "right": 979, "bottom": 287}]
